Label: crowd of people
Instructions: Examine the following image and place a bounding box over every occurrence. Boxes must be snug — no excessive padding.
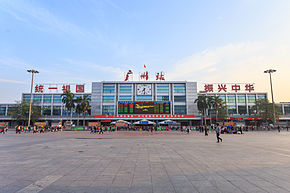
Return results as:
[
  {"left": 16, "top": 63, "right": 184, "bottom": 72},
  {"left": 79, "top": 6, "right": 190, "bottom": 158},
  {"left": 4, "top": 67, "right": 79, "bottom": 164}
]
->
[{"left": 15, "top": 125, "right": 63, "bottom": 134}]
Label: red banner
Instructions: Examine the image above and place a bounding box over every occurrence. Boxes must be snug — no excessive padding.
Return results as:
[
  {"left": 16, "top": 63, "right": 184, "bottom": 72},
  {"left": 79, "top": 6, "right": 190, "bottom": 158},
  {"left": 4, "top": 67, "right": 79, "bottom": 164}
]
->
[{"left": 94, "top": 114, "right": 195, "bottom": 118}]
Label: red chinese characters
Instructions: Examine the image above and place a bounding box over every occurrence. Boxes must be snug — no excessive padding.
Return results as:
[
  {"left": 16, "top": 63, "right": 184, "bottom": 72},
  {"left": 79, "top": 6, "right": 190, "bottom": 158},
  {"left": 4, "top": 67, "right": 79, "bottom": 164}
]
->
[
  {"left": 204, "top": 84, "right": 213, "bottom": 92},
  {"left": 218, "top": 84, "right": 227, "bottom": 92},
  {"left": 156, "top": 72, "right": 165, "bottom": 80},
  {"left": 34, "top": 85, "right": 44, "bottom": 93},
  {"left": 245, "top": 84, "right": 254, "bottom": 92},
  {"left": 231, "top": 84, "right": 240, "bottom": 92},
  {"left": 76, "top": 85, "right": 84, "bottom": 93},
  {"left": 140, "top": 71, "right": 149, "bottom": 80},
  {"left": 124, "top": 70, "right": 133, "bottom": 81},
  {"left": 62, "top": 85, "right": 70, "bottom": 92}
]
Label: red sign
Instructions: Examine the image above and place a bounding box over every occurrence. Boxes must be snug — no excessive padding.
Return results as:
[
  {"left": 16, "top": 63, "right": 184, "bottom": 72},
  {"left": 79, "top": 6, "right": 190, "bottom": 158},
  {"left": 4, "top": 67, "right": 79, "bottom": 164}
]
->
[
  {"left": 245, "top": 84, "right": 254, "bottom": 92},
  {"left": 231, "top": 84, "right": 240, "bottom": 92},
  {"left": 203, "top": 83, "right": 255, "bottom": 93},
  {"left": 62, "top": 85, "right": 70, "bottom": 92},
  {"left": 156, "top": 72, "right": 165, "bottom": 80},
  {"left": 124, "top": 70, "right": 133, "bottom": 81},
  {"left": 35, "top": 85, "right": 44, "bottom": 93},
  {"left": 100, "top": 120, "right": 111, "bottom": 122},
  {"left": 140, "top": 71, "right": 149, "bottom": 80},
  {"left": 218, "top": 84, "right": 227, "bottom": 92},
  {"left": 94, "top": 114, "right": 195, "bottom": 118},
  {"left": 76, "top": 85, "right": 84, "bottom": 93},
  {"left": 204, "top": 84, "right": 213, "bottom": 92}
]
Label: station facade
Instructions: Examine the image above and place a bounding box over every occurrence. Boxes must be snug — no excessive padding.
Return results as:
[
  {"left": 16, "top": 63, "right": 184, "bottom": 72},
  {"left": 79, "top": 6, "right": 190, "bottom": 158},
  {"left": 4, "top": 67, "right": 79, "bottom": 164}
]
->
[{"left": 0, "top": 80, "right": 290, "bottom": 126}]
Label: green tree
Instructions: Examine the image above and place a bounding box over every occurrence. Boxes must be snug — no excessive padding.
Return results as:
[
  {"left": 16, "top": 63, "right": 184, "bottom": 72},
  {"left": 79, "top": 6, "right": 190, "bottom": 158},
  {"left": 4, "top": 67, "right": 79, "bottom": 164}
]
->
[
  {"left": 255, "top": 98, "right": 280, "bottom": 123},
  {"left": 75, "top": 97, "right": 82, "bottom": 126},
  {"left": 81, "top": 94, "right": 91, "bottom": 127},
  {"left": 61, "top": 90, "right": 75, "bottom": 127},
  {"left": 194, "top": 95, "right": 208, "bottom": 125},
  {"left": 211, "top": 96, "right": 228, "bottom": 121},
  {"left": 9, "top": 101, "right": 41, "bottom": 125}
]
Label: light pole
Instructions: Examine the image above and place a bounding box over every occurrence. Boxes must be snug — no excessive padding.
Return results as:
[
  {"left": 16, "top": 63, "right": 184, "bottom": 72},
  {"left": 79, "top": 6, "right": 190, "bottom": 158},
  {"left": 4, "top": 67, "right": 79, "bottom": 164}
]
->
[
  {"left": 27, "top": 69, "right": 39, "bottom": 128},
  {"left": 264, "top": 69, "right": 276, "bottom": 123}
]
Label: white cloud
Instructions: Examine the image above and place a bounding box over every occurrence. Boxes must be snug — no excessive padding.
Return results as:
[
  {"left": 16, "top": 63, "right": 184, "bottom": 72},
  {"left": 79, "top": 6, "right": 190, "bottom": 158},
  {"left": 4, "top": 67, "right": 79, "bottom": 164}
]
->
[
  {"left": 167, "top": 42, "right": 290, "bottom": 102},
  {"left": 0, "top": 78, "right": 27, "bottom": 85}
]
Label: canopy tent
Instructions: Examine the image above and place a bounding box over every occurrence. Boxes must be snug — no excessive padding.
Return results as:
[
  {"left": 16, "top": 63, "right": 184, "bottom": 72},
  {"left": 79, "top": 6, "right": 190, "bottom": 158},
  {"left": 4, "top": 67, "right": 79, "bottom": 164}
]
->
[
  {"left": 133, "top": 119, "right": 156, "bottom": 125},
  {"left": 111, "top": 120, "right": 131, "bottom": 125},
  {"left": 159, "top": 120, "right": 177, "bottom": 124}
]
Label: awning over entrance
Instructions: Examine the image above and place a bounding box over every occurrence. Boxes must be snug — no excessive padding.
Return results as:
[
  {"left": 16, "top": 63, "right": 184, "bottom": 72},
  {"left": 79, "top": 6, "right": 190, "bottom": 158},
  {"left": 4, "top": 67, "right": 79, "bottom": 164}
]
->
[{"left": 133, "top": 119, "right": 156, "bottom": 125}]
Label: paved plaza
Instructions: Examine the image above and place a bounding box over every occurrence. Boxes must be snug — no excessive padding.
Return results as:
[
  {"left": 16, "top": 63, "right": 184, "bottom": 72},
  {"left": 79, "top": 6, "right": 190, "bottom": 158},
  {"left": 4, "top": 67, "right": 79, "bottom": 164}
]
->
[{"left": 1, "top": 131, "right": 290, "bottom": 193}]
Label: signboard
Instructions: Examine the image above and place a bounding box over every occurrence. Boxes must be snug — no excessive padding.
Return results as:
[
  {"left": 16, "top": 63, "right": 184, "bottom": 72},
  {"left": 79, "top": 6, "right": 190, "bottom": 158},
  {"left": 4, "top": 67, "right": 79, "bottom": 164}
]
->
[
  {"left": 118, "top": 101, "right": 170, "bottom": 114},
  {"left": 34, "top": 122, "right": 47, "bottom": 127},
  {"left": 88, "top": 122, "right": 100, "bottom": 127},
  {"left": 94, "top": 114, "right": 195, "bottom": 118},
  {"left": 116, "top": 122, "right": 128, "bottom": 127},
  {"left": 34, "top": 83, "right": 86, "bottom": 93},
  {"left": 201, "top": 83, "right": 255, "bottom": 93}
]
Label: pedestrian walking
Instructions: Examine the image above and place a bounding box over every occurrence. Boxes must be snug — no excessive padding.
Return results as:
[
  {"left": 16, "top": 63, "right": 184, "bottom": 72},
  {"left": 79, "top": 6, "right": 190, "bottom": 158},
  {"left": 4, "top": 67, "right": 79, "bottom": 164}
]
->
[
  {"left": 216, "top": 123, "right": 222, "bottom": 143},
  {"left": 205, "top": 126, "right": 208, "bottom": 136},
  {"left": 278, "top": 125, "right": 281, "bottom": 133}
]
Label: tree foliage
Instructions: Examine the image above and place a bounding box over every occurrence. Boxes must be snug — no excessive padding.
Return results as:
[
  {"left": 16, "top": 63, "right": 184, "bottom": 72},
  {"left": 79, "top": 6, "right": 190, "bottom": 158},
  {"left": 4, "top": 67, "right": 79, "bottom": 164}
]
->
[
  {"left": 254, "top": 98, "right": 280, "bottom": 122},
  {"left": 9, "top": 101, "right": 41, "bottom": 124}
]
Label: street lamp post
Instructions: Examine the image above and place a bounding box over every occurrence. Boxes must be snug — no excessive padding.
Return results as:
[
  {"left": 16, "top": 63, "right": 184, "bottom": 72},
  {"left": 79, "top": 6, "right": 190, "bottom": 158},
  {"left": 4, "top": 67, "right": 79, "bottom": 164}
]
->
[
  {"left": 27, "top": 69, "right": 39, "bottom": 128},
  {"left": 264, "top": 69, "right": 276, "bottom": 123}
]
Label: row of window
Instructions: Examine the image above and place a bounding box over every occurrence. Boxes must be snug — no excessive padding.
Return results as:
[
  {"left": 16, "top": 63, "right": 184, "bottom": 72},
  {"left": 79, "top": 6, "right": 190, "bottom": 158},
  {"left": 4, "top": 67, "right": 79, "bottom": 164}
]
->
[
  {"left": 102, "top": 105, "right": 187, "bottom": 115},
  {"left": 23, "top": 95, "right": 91, "bottom": 104},
  {"left": 103, "top": 95, "right": 186, "bottom": 103},
  {"left": 212, "top": 95, "right": 266, "bottom": 103},
  {"left": 103, "top": 85, "right": 186, "bottom": 94}
]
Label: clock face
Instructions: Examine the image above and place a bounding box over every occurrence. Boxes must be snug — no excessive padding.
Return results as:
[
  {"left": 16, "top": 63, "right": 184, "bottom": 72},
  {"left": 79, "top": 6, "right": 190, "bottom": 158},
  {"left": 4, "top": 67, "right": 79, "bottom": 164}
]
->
[{"left": 136, "top": 84, "right": 152, "bottom": 95}]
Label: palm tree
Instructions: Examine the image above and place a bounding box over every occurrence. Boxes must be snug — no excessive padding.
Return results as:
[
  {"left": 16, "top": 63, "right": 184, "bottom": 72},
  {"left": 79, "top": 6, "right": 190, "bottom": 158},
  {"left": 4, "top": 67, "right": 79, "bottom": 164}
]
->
[
  {"left": 81, "top": 94, "right": 91, "bottom": 127},
  {"left": 194, "top": 95, "right": 208, "bottom": 125},
  {"left": 207, "top": 96, "right": 215, "bottom": 125},
  {"left": 75, "top": 97, "right": 82, "bottom": 126},
  {"left": 61, "top": 90, "right": 75, "bottom": 128},
  {"left": 211, "top": 96, "right": 225, "bottom": 123}
]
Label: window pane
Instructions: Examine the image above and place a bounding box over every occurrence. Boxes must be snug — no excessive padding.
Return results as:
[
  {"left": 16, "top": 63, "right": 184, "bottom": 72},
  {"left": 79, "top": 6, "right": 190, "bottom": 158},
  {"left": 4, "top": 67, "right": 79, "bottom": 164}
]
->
[
  {"left": 247, "top": 95, "right": 256, "bottom": 103},
  {"left": 23, "top": 95, "right": 31, "bottom": 103},
  {"left": 119, "top": 85, "right": 132, "bottom": 93},
  {"left": 157, "top": 85, "right": 169, "bottom": 93},
  {"left": 156, "top": 96, "right": 169, "bottom": 101},
  {"left": 103, "top": 96, "right": 115, "bottom": 103},
  {"left": 53, "top": 95, "right": 62, "bottom": 103},
  {"left": 119, "top": 95, "right": 132, "bottom": 101},
  {"left": 174, "top": 96, "right": 186, "bottom": 102},
  {"left": 238, "top": 105, "right": 247, "bottom": 115},
  {"left": 219, "top": 95, "right": 226, "bottom": 102},
  {"left": 102, "top": 105, "right": 115, "bottom": 115},
  {"left": 33, "top": 95, "right": 42, "bottom": 103},
  {"left": 103, "top": 85, "right": 115, "bottom": 93},
  {"left": 228, "top": 105, "right": 237, "bottom": 115},
  {"left": 174, "top": 86, "right": 186, "bottom": 93},
  {"left": 43, "top": 95, "right": 52, "bottom": 103},
  {"left": 284, "top": 105, "right": 290, "bottom": 114},
  {"left": 53, "top": 106, "right": 61, "bottom": 116},
  {"left": 237, "top": 95, "right": 246, "bottom": 103},
  {"left": 7, "top": 107, "right": 15, "bottom": 115},
  {"left": 227, "top": 95, "right": 236, "bottom": 103},
  {"left": 0, "top": 107, "right": 6, "bottom": 116},
  {"left": 174, "top": 105, "right": 187, "bottom": 115},
  {"left": 42, "top": 106, "right": 51, "bottom": 116},
  {"left": 257, "top": 95, "right": 266, "bottom": 100},
  {"left": 136, "top": 96, "right": 152, "bottom": 101}
]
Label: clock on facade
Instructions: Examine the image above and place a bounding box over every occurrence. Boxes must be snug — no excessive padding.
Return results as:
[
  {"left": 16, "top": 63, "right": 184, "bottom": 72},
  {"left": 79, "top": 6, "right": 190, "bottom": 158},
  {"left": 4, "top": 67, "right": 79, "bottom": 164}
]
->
[{"left": 136, "top": 84, "right": 152, "bottom": 95}]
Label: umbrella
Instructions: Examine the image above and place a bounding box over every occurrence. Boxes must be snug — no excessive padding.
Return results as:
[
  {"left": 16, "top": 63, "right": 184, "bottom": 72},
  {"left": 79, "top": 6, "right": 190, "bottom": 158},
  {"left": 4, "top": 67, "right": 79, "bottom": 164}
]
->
[
  {"left": 159, "top": 119, "right": 177, "bottom": 124},
  {"left": 133, "top": 119, "right": 156, "bottom": 125}
]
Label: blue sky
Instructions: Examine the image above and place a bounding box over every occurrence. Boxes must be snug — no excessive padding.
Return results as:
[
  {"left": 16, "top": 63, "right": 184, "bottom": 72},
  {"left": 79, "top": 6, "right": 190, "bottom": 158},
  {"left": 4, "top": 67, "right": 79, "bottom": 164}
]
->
[{"left": 1, "top": 0, "right": 290, "bottom": 102}]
